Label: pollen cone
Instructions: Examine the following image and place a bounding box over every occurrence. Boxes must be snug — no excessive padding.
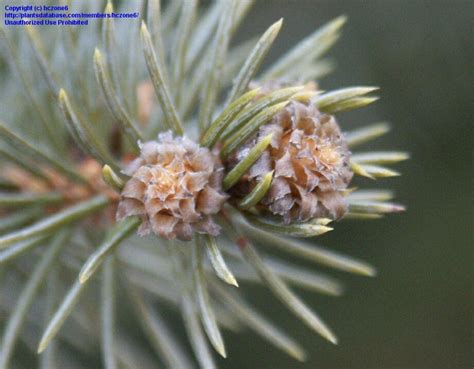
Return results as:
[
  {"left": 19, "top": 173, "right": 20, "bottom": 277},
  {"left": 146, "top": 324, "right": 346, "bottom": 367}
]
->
[
  {"left": 117, "top": 132, "right": 228, "bottom": 241},
  {"left": 227, "top": 85, "right": 353, "bottom": 223}
]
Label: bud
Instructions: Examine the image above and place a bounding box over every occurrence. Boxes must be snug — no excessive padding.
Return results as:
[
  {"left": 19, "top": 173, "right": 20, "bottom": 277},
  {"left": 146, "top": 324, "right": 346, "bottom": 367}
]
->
[
  {"left": 226, "top": 85, "right": 353, "bottom": 224},
  {"left": 117, "top": 132, "right": 228, "bottom": 241}
]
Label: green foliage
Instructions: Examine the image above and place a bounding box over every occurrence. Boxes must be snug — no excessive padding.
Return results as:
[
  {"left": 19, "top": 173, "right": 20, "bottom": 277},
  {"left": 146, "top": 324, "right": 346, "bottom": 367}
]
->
[{"left": 0, "top": 1, "right": 406, "bottom": 368}]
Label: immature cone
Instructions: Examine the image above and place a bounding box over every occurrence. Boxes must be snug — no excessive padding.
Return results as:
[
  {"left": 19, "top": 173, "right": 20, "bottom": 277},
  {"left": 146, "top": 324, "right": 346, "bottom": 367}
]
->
[
  {"left": 227, "top": 85, "right": 353, "bottom": 223},
  {"left": 117, "top": 132, "right": 228, "bottom": 241}
]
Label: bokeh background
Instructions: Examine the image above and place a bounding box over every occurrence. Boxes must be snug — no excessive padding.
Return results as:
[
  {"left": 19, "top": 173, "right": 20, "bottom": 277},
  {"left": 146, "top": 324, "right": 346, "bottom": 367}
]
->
[
  {"left": 0, "top": 1, "right": 471, "bottom": 368},
  {"left": 217, "top": 1, "right": 472, "bottom": 368}
]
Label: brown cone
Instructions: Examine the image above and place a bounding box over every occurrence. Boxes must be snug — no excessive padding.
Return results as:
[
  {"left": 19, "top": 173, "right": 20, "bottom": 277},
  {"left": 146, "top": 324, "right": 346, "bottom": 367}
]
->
[
  {"left": 117, "top": 132, "right": 228, "bottom": 241},
  {"left": 227, "top": 93, "right": 353, "bottom": 224}
]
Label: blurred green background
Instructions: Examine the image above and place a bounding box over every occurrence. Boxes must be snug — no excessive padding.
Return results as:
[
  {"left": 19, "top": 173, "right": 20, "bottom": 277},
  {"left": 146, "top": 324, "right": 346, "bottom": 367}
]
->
[
  {"left": 1, "top": 1, "right": 471, "bottom": 368},
  {"left": 217, "top": 1, "right": 472, "bottom": 368}
]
